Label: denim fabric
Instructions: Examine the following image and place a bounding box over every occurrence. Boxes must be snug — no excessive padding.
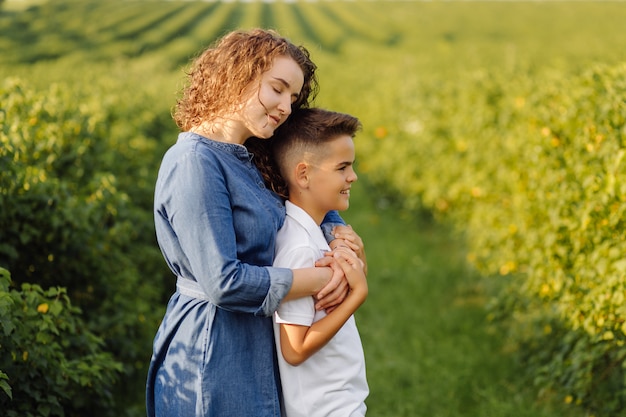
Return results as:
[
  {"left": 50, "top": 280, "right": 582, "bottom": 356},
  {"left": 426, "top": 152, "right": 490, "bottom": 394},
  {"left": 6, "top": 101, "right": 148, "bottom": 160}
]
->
[{"left": 146, "top": 133, "right": 344, "bottom": 416}]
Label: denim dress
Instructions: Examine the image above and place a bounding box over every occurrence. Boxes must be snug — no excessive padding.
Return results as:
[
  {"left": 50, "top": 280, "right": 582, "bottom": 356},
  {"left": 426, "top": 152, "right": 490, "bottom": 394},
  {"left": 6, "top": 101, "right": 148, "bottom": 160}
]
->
[{"left": 146, "top": 132, "right": 342, "bottom": 416}]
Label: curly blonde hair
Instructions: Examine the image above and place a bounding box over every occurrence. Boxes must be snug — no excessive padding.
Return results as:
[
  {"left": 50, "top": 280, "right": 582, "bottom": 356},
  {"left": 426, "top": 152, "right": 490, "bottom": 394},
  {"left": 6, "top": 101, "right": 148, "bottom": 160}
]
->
[{"left": 173, "top": 28, "right": 318, "bottom": 131}]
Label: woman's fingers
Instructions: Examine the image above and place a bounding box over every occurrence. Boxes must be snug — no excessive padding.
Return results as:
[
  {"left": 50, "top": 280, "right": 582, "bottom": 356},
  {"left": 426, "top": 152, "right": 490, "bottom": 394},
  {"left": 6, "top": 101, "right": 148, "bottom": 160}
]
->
[
  {"left": 333, "top": 225, "right": 363, "bottom": 246},
  {"left": 315, "top": 257, "right": 343, "bottom": 298},
  {"left": 315, "top": 270, "right": 348, "bottom": 311}
]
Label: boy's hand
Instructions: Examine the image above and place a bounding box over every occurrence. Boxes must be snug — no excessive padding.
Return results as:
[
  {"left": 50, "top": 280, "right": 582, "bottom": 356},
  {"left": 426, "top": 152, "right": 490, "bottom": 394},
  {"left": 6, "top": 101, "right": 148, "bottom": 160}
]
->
[
  {"left": 332, "top": 247, "right": 368, "bottom": 302},
  {"left": 329, "top": 225, "right": 367, "bottom": 275}
]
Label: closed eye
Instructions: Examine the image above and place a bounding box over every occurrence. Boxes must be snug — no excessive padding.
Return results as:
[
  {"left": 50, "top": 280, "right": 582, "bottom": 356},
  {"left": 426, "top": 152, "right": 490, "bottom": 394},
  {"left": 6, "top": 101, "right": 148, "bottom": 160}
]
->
[{"left": 272, "top": 77, "right": 300, "bottom": 103}]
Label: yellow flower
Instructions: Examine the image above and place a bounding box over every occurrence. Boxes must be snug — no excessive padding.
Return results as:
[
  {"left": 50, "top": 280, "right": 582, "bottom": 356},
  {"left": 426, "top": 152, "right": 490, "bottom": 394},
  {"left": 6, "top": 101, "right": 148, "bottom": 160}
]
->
[
  {"left": 37, "top": 303, "right": 49, "bottom": 314},
  {"left": 499, "top": 261, "right": 517, "bottom": 276},
  {"left": 603, "top": 331, "right": 615, "bottom": 341},
  {"left": 374, "top": 126, "right": 388, "bottom": 139}
]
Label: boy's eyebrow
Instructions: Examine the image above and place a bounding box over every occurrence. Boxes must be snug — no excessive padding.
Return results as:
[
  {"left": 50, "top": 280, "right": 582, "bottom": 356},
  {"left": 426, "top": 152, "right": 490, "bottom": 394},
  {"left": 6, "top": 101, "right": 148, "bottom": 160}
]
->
[{"left": 336, "top": 160, "right": 354, "bottom": 168}]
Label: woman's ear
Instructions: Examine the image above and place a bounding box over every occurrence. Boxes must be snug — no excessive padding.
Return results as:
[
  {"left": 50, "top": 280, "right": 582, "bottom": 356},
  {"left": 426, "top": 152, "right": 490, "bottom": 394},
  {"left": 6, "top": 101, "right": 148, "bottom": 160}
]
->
[{"left": 295, "top": 161, "right": 310, "bottom": 188}]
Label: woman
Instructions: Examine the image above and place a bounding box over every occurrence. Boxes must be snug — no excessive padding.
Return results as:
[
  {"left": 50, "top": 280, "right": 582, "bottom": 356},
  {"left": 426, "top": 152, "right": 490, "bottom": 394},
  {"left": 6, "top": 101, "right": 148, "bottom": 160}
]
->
[{"left": 146, "top": 29, "right": 365, "bottom": 416}]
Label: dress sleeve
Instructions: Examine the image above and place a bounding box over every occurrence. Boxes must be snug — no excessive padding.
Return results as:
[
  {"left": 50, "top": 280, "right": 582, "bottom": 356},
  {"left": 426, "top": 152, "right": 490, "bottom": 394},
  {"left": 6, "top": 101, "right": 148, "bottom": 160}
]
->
[
  {"left": 155, "top": 147, "right": 291, "bottom": 317},
  {"left": 320, "top": 210, "right": 346, "bottom": 244}
]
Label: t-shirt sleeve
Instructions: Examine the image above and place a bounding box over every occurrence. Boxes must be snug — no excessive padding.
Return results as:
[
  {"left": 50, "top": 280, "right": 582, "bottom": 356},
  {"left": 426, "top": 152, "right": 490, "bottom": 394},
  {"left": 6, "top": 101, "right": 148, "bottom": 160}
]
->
[{"left": 274, "top": 245, "right": 320, "bottom": 327}]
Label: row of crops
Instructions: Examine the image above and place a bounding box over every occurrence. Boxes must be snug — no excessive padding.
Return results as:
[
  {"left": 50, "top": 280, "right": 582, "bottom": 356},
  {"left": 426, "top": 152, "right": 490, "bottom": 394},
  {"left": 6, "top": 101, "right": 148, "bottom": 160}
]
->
[
  {"left": 2, "top": 0, "right": 626, "bottom": 415},
  {"left": 1, "top": 0, "right": 398, "bottom": 67}
]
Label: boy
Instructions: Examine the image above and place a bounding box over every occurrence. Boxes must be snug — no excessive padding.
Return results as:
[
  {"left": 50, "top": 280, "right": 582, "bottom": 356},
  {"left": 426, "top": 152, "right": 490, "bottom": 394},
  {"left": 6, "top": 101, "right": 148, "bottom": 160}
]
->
[{"left": 271, "top": 108, "right": 369, "bottom": 417}]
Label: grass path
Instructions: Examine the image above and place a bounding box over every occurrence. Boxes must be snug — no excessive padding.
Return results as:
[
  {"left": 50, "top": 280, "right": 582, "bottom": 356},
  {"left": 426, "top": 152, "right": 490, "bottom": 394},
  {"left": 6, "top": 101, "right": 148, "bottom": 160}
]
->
[{"left": 343, "top": 180, "right": 584, "bottom": 417}]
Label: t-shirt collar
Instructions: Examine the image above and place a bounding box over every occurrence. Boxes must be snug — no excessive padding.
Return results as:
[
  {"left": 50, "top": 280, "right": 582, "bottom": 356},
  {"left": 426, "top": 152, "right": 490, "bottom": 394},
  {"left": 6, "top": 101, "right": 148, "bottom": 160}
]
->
[{"left": 285, "top": 201, "right": 330, "bottom": 251}]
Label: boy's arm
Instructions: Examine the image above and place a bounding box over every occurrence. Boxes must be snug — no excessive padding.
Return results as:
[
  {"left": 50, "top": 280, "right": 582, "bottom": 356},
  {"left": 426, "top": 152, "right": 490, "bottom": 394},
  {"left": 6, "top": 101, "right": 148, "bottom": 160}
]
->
[
  {"left": 321, "top": 211, "right": 367, "bottom": 269},
  {"left": 320, "top": 210, "right": 367, "bottom": 277},
  {"left": 327, "top": 224, "right": 368, "bottom": 276},
  {"left": 280, "top": 249, "right": 367, "bottom": 366}
]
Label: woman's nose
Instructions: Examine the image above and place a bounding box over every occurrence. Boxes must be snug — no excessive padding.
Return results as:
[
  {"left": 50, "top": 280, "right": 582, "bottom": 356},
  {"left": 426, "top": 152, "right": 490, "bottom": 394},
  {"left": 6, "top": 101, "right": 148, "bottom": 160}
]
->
[{"left": 278, "top": 97, "right": 292, "bottom": 116}]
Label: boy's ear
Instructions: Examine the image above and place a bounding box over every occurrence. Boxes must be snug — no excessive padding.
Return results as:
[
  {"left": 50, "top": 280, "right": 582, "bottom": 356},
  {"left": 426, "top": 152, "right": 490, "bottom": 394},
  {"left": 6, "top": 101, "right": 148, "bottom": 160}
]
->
[{"left": 295, "top": 162, "right": 310, "bottom": 187}]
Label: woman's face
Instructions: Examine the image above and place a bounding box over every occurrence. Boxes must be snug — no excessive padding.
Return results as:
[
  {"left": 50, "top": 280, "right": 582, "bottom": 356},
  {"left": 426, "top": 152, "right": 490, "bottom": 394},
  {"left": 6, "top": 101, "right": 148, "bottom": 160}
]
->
[{"left": 240, "top": 56, "right": 305, "bottom": 139}]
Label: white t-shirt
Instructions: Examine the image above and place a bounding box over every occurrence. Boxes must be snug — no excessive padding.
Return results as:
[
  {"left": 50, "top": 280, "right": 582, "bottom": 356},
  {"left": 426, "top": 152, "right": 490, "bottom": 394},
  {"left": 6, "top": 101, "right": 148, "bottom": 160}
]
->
[{"left": 273, "top": 201, "right": 368, "bottom": 417}]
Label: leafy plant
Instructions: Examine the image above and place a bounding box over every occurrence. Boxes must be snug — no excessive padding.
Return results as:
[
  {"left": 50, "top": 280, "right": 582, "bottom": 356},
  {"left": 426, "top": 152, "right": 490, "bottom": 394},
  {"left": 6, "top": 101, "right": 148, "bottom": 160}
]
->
[
  {"left": 0, "top": 267, "right": 122, "bottom": 417},
  {"left": 0, "top": 74, "right": 172, "bottom": 416},
  {"left": 356, "top": 62, "right": 626, "bottom": 415}
]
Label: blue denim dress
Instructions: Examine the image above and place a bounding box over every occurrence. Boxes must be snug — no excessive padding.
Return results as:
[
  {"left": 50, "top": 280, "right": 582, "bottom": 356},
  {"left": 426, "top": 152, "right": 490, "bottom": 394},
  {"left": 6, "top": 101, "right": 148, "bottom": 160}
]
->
[{"left": 146, "top": 132, "right": 342, "bottom": 416}]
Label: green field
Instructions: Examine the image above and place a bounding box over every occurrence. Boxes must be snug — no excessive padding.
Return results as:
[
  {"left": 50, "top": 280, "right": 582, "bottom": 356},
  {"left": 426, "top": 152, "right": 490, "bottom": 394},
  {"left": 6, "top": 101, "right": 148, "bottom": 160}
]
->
[
  {"left": 2, "top": 0, "right": 625, "bottom": 416},
  {"left": 343, "top": 179, "right": 589, "bottom": 417}
]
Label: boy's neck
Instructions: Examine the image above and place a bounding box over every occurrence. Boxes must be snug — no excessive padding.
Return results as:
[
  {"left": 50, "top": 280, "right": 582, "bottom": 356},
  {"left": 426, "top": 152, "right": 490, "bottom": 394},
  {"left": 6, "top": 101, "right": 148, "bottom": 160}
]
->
[{"left": 287, "top": 195, "right": 325, "bottom": 226}]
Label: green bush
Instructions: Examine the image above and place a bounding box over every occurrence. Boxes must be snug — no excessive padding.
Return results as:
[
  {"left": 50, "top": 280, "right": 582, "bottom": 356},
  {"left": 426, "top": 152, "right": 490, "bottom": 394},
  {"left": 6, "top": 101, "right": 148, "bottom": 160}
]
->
[
  {"left": 0, "top": 74, "right": 173, "bottom": 416},
  {"left": 0, "top": 267, "right": 122, "bottom": 417},
  {"left": 357, "top": 63, "right": 626, "bottom": 415}
]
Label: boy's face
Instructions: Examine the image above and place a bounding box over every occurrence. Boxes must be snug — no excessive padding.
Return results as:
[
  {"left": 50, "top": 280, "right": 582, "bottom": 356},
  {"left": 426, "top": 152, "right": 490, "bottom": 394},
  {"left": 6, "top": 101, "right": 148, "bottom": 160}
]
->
[{"left": 307, "top": 134, "right": 358, "bottom": 215}]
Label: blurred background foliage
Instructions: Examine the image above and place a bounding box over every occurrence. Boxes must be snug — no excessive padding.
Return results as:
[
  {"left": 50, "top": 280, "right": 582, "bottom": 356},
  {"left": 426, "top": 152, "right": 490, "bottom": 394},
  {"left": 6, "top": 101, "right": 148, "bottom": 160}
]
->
[{"left": 1, "top": 0, "right": 626, "bottom": 415}]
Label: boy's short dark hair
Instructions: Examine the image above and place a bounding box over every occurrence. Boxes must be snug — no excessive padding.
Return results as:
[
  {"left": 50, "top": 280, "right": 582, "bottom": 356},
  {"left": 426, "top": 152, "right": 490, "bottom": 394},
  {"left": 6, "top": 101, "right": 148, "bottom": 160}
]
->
[
  {"left": 273, "top": 107, "right": 361, "bottom": 149},
  {"left": 272, "top": 107, "right": 361, "bottom": 163},
  {"left": 270, "top": 108, "right": 361, "bottom": 198}
]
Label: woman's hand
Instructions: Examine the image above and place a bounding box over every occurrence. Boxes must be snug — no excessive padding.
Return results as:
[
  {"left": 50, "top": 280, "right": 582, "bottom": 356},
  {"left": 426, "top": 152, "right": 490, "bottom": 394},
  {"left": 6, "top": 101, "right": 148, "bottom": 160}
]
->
[
  {"left": 328, "top": 225, "right": 368, "bottom": 276},
  {"left": 314, "top": 255, "right": 349, "bottom": 312}
]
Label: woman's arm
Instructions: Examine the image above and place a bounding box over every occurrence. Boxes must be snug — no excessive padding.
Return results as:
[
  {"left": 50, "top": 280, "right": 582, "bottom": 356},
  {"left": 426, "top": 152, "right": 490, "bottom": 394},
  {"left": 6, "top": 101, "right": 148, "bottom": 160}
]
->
[
  {"left": 156, "top": 145, "right": 292, "bottom": 316},
  {"left": 282, "top": 267, "right": 333, "bottom": 301},
  {"left": 279, "top": 249, "right": 367, "bottom": 366}
]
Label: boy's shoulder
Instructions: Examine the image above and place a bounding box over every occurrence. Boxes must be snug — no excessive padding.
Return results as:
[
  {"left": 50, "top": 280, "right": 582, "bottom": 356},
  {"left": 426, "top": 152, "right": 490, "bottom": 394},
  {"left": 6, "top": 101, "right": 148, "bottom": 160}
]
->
[
  {"left": 280, "top": 202, "right": 326, "bottom": 245},
  {"left": 274, "top": 202, "right": 329, "bottom": 267}
]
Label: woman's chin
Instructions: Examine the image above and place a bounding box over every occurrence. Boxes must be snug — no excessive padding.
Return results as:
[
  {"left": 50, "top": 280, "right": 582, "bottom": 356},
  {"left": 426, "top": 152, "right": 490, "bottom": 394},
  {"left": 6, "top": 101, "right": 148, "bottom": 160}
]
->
[{"left": 254, "top": 129, "right": 274, "bottom": 140}]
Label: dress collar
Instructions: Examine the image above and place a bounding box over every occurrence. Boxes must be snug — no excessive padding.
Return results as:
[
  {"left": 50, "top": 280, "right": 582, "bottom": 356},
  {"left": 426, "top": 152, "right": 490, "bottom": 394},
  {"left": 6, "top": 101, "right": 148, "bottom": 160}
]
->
[{"left": 180, "top": 132, "right": 252, "bottom": 161}]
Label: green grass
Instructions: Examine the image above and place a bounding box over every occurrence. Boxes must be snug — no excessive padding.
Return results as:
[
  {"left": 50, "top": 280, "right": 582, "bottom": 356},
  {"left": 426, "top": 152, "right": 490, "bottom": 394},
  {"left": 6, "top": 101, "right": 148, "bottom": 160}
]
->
[{"left": 342, "top": 179, "right": 586, "bottom": 417}]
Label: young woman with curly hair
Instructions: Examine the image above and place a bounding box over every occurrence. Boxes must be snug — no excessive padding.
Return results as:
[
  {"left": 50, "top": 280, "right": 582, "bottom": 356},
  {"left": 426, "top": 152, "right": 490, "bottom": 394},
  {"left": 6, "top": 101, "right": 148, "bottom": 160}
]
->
[{"left": 146, "top": 29, "right": 366, "bottom": 417}]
